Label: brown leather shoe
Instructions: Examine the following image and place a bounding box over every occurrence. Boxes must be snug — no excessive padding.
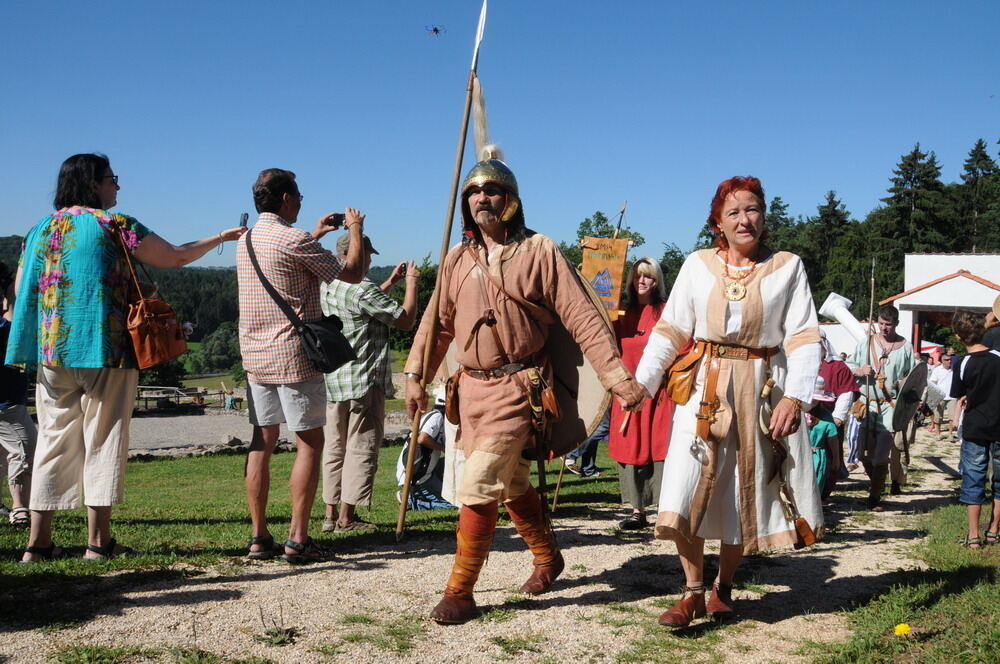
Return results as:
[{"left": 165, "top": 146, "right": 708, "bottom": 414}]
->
[
  {"left": 429, "top": 587, "right": 479, "bottom": 624},
  {"left": 520, "top": 550, "right": 565, "bottom": 595},
  {"left": 706, "top": 583, "right": 734, "bottom": 620},
  {"left": 657, "top": 587, "right": 706, "bottom": 627}
]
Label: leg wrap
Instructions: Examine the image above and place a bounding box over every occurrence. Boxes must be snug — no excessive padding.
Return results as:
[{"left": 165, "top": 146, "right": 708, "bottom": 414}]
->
[
  {"left": 444, "top": 502, "right": 498, "bottom": 596},
  {"left": 505, "top": 485, "right": 564, "bottom": 594}
]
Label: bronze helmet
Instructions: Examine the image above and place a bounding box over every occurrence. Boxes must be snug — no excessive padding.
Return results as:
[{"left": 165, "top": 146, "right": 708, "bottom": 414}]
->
[{"left": 460, "top": 146, "right": 521, "bottom": 226}]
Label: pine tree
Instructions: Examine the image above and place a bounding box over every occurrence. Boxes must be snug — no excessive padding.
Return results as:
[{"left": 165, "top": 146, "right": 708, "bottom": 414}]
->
[
  {"left": 879, "top": 143, "right": 950, "bottom": 253},
  {"left": 796, "top": 191, "right": 852, "bottom": 305},
  {"left": 958, "top": 138, "right": 1000, "bottom": 251},
  {"left": 763, "top": 196, "right": 801, "bottom": 252}
]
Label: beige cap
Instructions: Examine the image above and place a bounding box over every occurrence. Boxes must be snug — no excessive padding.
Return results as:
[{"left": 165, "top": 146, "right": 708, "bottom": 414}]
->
[
  {"left": 993, "top": 294, "right": 1000, "bottom": 320},
  {"left": 336, "top": 233, "right": 378, "bottom": 255}
]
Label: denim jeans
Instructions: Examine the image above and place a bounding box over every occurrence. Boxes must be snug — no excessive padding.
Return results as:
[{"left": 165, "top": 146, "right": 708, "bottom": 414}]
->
[
  {"left": 566, "top": 410, "right": 610, "bottom": 477},
  {"left": 958, "top": 438, "right": 1000, "bottom": 505}
]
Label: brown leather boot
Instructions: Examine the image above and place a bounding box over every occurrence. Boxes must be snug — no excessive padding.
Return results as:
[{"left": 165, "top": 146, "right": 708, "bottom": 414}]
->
[
  {"left": 429, "top": 503, "right": 498, "bottom": 624},
  {"left": 706, "top": 583, "right": 734, "bottom": 620},
  {"left": 658, "top": 585, "right": 707, "bottom": 627},
  {"left": 867, "top": 464, "right": 888, "bottom": 512},
  {"left": 506, "top": 486, "right": 563, "bottom": 595}
]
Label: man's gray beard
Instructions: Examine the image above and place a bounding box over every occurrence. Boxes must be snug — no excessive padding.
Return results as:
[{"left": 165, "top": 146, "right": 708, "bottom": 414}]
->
[{"left": 475, "top": 209, "right": 500, "bottom": 229}]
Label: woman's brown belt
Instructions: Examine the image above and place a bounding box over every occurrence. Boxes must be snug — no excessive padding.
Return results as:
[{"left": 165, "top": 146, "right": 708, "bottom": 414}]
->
[{"left": 694, "top": 340, "right": 778, "bottom": 442}]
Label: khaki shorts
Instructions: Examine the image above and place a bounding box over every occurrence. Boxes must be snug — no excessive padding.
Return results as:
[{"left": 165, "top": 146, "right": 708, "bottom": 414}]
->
[{"left": 247, "top": 377, "right": 326, "bottom": 432}]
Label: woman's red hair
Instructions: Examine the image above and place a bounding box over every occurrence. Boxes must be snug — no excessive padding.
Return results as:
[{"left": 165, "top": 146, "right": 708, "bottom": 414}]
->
[{"left": 707, "top": 176, "right": 766, "bottom": 250}]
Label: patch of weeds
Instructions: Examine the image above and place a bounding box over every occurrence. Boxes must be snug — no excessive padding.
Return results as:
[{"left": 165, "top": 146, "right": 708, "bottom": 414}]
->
[
  {"left": 373, "top": 618, "right": 427, "bottom": 654},
  {"left": 599, "top": 602, "right": 652, "bottom": 628},
  {"left": 49, "top": 645, "right": 159, "bottom": 664},
  {"left": 252, "top": 606, "right": 298, "bottom": 647},
  {"left": 852, "top": 511, "right": 877, "bottom": 527},
  {"left": 168, "top": 648, "right": 221, "bottom": 664},
  {"left": 738, "top": 574, "right": 767, "bottom": 594},
  {"left": 38, "top": 620, "right": 86, "bottom": 634},
  {"left": 570, "top": 563, "right": 588, "bottom": 573},
  {"left": 252, "top": 627, "right": 298, "bottom": 647},
  {"left": 312, "top": 643, "right": 344, "bottom": 658},
  {"left": 339, "top": 613, "right": 377, "bottom": 625},
  {"left": 480, "top": 593, "right": 532, "bottom": 623},
  {"left": 339, "top": 617, "right": 426, "bottom": 655},
  {"left": 490, "top": 633, "right": 545, "bottom": 656}
]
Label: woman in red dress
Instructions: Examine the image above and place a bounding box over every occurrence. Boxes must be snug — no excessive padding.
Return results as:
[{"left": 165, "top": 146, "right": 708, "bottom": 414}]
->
[{"left": 610, "top": 258, "right": 675, "bottom": 529}]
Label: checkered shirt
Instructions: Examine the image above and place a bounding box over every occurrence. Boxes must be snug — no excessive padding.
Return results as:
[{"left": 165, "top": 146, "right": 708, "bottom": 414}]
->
[
  {"left": 321, "top": 277, "right": 403, "bottom": 401},
  {"left": 237, "top": 213, "right": 344, "bottom": 384}
]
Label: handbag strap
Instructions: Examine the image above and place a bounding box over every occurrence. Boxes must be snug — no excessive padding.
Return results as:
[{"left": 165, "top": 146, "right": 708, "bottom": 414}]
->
[
  {"left": 244, "top": 228, "right": 306, "bottom": 331},
  {"left": 110, "top": 223, "right": 156, "bottom": 300}
]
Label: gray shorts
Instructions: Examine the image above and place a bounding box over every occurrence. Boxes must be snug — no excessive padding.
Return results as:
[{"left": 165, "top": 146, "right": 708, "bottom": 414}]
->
[
  {"left": 247, "top": 377, "right": 327, "bottom": 432},
  {"left": 0, "top": 404, "right": 37, "bottom": 484}
]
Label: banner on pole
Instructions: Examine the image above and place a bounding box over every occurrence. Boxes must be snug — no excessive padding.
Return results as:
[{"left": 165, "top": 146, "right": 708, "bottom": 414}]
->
[{"left": 580, "top": 236, "right": 630, "bottom": 321}]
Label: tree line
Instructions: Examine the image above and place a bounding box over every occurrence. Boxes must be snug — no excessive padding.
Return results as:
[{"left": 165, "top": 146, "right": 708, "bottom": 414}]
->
[{"left": 3, "top": 138, "right": 996, "bottom": 373}]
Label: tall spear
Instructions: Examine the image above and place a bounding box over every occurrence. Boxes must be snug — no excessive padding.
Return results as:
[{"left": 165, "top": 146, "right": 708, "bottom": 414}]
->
[{"left": 396, "top": 0, "right": 488, "bottom": 542}]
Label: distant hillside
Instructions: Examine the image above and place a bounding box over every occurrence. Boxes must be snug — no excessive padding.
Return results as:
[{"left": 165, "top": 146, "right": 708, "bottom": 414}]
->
[{"left": 1, "top": 232, "right": 401, "bottom": 343}]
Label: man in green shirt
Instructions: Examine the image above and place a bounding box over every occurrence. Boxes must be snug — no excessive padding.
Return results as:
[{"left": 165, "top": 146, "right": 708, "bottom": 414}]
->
[{"left": 320, "top": 234, "right": 420, "bottom": 531}]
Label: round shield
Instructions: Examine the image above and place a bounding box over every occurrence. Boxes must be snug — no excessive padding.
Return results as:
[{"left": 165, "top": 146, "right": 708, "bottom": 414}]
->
[
  {"left": 892, "top": 361, "right": 928, "bottom": 432},
  {"left": 543, "top": 272, "right": 612, "bottom": 456}
]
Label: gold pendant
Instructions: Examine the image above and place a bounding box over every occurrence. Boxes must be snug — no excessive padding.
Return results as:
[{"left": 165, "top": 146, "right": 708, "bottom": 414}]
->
[{"left": 724, "top": 281, "right": 746, "bottom": 301}]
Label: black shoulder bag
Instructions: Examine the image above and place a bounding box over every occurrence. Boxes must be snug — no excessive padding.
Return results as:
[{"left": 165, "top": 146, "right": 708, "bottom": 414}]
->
[{"left": 244, "top": 229, "right": 356, "bottom": 374}]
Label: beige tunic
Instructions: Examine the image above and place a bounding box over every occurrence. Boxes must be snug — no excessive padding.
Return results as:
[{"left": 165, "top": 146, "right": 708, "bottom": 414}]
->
[
  {"left": 406, "top": 232, "right": 629, "bottom": 502},
  {"left": 635, "top": 249, "right": 823, "bottom": 554}
]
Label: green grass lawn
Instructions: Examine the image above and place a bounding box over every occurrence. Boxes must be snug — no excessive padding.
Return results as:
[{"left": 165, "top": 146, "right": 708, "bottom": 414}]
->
[
  {"left": 0, "top": 440, "right": 622, "bottom": 618},
  {"left": 802, "top": 500, "right": 1000, "bottom": 664},
  {"left": 181, "top": 374, "right": 240, "bottom": 391}
]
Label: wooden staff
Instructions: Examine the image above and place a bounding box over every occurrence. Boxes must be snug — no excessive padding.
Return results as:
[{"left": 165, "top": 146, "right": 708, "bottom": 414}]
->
[{"left": 396, "top": 0, "right": 489, "bottom": 542}]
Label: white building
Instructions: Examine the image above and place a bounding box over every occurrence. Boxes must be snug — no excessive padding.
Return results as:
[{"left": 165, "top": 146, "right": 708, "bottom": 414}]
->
[
  {"left": 882, "top": 253, "right": 1000, "bottom": 350},
  {"left": 817, "top": 253, "right": 1000, "bottom": 356}
]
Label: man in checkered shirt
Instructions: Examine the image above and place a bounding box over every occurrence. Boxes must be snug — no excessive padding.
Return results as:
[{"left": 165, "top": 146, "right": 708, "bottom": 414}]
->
[
  {"left": 320, "top": 234, "right": 420, "bottom": 532},
  {"left": 237, "top": 168, "right": 365, "bottom": 563}
]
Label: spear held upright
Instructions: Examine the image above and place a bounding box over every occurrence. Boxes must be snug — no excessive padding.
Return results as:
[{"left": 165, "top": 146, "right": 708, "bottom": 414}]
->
[{"left": 396, "top": 0, "right": 488, "bottom": 542}]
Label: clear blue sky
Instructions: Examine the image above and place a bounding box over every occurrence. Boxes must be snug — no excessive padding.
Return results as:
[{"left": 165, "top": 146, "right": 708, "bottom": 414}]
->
[{"left": 2, "top": 1, "right": 997, "bottom": 268}]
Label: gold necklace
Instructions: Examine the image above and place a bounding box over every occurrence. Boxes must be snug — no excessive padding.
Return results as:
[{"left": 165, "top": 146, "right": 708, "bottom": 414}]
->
[{"left": 721, "top": 254, "right": 757, "bottom": 301}]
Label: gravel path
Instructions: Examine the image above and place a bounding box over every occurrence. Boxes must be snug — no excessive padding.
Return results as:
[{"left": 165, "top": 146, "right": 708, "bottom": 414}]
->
[
  {"left": 127, "top": 411, "right": 412, "bottom": 451},
  {"left": 1, "top": 428, "right": 960, "bottom": 663}
]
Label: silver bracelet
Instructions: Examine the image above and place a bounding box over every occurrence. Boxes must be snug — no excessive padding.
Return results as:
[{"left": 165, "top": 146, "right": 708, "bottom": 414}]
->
[{"left": 404, "top": 372, "right": 421, "bottom": 381}]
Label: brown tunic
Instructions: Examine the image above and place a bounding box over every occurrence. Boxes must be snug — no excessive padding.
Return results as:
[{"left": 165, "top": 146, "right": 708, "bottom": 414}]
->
[{"left": 406, "top": 232, "right": 630, "bottom": 461}]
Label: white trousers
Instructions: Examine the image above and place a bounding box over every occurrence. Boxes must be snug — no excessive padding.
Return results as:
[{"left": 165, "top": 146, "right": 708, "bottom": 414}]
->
[{"left": 30, "top": 366, "right": 138, "bottom": 510}]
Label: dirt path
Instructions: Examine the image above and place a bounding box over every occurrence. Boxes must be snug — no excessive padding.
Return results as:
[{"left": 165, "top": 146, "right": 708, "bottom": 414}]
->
[{"left": 1, "top": 428, "right": 960, "bottom": 663}]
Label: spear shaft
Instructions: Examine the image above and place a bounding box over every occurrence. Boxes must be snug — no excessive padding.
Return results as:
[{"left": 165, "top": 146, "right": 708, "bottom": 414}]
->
[{"left": 396, "top": 0, "right": 488, "bottom": 542}]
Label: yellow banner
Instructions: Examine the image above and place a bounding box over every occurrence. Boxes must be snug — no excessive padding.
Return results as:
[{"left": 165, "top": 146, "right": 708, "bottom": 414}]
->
[{"left": 580, "top": 236, "right": 630, "bottom": 321}]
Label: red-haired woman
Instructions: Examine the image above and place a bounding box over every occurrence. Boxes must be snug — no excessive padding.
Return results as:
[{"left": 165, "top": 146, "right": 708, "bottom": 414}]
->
[{"left": 634, "top": 176, "right": 823, "bottom": 627}]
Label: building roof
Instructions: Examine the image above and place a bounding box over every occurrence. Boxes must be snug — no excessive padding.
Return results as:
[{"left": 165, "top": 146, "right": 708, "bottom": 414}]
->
[{"left": 881, "top": 269, "right": 1000, "bottom": 305}]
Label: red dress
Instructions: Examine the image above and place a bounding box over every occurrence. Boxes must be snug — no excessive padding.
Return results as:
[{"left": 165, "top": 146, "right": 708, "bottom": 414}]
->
[{"left": 609, "top": 303, "right": 674, "bottom": 465}]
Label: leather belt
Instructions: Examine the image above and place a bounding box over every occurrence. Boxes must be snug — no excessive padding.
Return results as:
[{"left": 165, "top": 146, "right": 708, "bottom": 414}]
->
[
  {"left": 462, "top": 362, "right": 528, "bottom": 380},
  {"left": 695, "top": 341, "right": 779, "bottom": 442}
]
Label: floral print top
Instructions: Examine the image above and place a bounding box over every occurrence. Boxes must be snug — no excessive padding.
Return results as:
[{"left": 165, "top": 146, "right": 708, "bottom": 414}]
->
[{"left": 4, "top": 207, "right": 152, "bottom": 369}]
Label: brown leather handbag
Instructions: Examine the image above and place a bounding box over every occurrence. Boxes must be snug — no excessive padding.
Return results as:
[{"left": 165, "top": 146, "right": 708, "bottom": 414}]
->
[
  {"left": 444, "top": 368, "right": 462, "bottom": 425},
  {"left": 115, "top": 227, "right": 188, "bottom": 369},
  {"left": 664, "top": 341, "right": 706, "bottom": 405}
]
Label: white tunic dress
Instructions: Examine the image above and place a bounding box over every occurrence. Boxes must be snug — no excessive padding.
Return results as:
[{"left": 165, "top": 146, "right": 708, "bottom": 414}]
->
[{"left": 635, "top": 249, "right": 824, "bottom": 554}]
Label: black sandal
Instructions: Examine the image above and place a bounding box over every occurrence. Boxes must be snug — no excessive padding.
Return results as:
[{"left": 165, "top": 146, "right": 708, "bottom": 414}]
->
[
  {"left": 247, "top": 535, "right": 282, "bottom": 560},
  {"left": 281, "top": 537, "right": 329, "bottom": 564},
  {"left": 85, "top": 537, "right": 141, "bottom": 560},
  {"left": 19, "top": 543, "right": 65, "bottom": 564}
]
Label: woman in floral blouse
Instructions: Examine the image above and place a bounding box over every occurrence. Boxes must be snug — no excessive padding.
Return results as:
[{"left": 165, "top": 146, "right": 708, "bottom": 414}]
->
[{"left": 6, "top": 153, "right": 245, "bottom": 562}]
